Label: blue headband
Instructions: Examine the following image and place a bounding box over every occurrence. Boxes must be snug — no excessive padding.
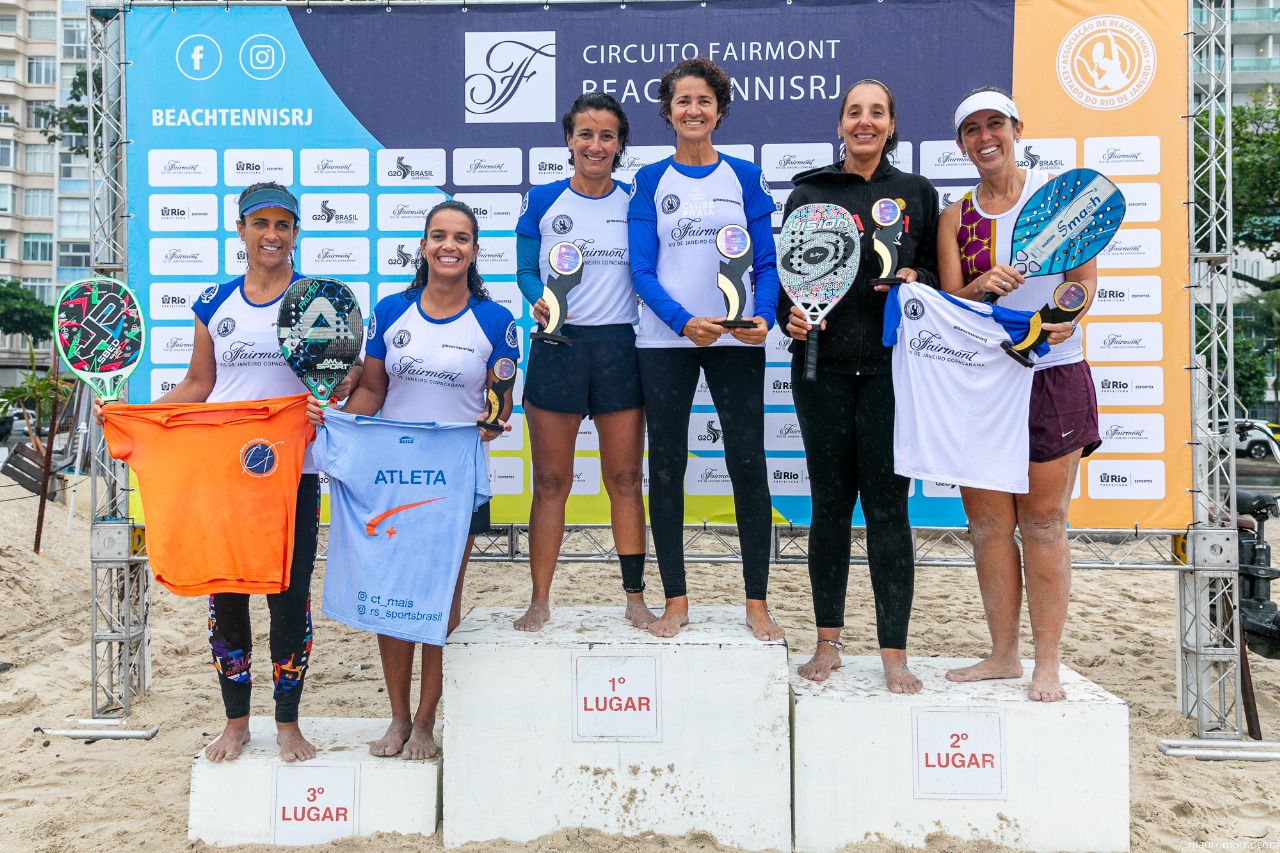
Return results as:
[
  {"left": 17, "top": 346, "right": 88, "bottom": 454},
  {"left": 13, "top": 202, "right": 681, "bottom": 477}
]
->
[{"left": 238, "top": 187, "right": 299, "bottom": 220}]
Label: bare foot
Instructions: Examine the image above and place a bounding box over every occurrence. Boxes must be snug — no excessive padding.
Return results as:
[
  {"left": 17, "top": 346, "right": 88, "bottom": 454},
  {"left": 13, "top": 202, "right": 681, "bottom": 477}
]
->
[
  {"left": 624, "top": 594, "right": 658, "bottom": 629},
  {"left": 513, "top": 599, "right": 550, "bottom": 632},
  {"left": 881, "top": 648, "right": 922, "bottom": 694},
  {"left": 945, "top": 655, "right": 1024, "bottom": 683},
  {"left": 648, "top": 598, "right": 689, "bottom": 638},
  {"left": 402, "top": 723, "right": 440, "bottom": 760},
  {"left": 277, "top": 722, "right": 316, "bottom": 762},
  {"left": 744, "top": 600, "right": 784, "bottom": 641},
  {"left": 204, "top": 717, "right": 250, "bottom": 762},
  {"left": 1028, "top": 664, "right": 1066, "bottom": 702},
  {"left": 369, "top": 719, "right": 411, "bottom": 757},
  {"left": 797, "top": 642, "right": 842, "bottom": 682}
]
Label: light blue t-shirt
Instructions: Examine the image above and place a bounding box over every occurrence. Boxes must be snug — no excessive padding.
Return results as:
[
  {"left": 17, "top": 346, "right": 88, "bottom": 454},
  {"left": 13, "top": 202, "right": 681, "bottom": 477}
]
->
[{"left": 313, "top": 409, "right": 490, "bottom": 645}]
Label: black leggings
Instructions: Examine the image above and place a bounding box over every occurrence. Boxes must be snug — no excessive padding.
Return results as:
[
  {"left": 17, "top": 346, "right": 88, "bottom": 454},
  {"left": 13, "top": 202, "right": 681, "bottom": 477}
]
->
[
  {"left": 792, "top": 367, "right": 914, "bottom": 649},
  {"left": 208, "top": 474, "right": 320, "bottom": 723},
  {"left": 637, "top": 346, "right": 771, "bottom": 600}
]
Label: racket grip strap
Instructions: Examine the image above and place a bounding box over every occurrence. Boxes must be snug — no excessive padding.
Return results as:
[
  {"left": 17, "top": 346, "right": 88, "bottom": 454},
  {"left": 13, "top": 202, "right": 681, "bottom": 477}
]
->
[{"left": 803, "top": 326, "right": 820, "bottom": 382}]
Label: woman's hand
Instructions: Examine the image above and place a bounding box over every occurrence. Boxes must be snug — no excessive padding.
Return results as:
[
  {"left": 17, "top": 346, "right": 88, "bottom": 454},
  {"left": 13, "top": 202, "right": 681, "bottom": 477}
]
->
[
  {"left": 681, "top": 317, "right": 724, "bottom": 347},
  {"left": 92, "top": 398, "right": 105, "bottom": 425},
  {"left": 873, "top": 267, "right": 920, "bottom": 293},
  {"left": 532, "top": 298, "right": 563, "bottom": 328},
  {"left": 727, "top": 316, "right": 768, "bottom": 346},
  {"left": 331, "top": 361, "right": 363, "bottom": 402},
  {"left": 305, "top": 396, "right": 326, "bottom": 428},
  {"left": 477, "top": 418, "right": 510, "bottom": 442},
  {"left": 1042, "top": 320, "right": 1076, "bottom": 347},
  {"left": 976, "top": 264, "right": 1025, "bottom": 300},
  {"left": 784, "top": 305, "right": 824, "bottom": 341}
]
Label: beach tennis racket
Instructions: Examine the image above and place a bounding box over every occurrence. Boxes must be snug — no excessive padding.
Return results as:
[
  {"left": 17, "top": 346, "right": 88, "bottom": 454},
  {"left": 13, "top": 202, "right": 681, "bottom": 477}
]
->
[
  {"left": 53, "top": 277, "right": 146, "bottom": 402},
  {"left": 981, "top": 168, "right": 1126, "bottom": 304},
  {"left": 778, "top": 203, "right": 861, "bottom": 382},
  {"left": 277, "top": 276, "right": 364, "bottom": 406}
]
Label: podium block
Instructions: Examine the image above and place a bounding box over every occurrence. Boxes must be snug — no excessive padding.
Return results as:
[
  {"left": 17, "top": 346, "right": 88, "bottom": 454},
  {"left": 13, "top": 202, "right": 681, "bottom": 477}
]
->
[
  {"left": 188, "top": 717, "right": 440, "bottom": 846},
  {"left": 791, "top": 656, "right": 1129, "bottom": 853},
  {"left": 442, "top": 606, "right": 790, "bottom": 850}
]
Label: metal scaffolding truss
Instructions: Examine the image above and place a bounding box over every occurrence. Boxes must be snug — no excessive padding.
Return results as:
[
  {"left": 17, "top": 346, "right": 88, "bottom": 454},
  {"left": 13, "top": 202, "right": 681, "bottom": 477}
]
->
[
  {"left": 86, "top": 3, "right": 148, "bottom": 719},
  {"left": 1180, "top": 0, "right": 1242, "bottom": 739}
]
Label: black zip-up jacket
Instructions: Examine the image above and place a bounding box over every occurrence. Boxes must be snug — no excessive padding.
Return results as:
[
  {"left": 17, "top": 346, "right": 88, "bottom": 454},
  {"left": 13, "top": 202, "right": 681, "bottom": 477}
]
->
[{"left": 776, "top": 157, "right": 940, "bottom": 375}]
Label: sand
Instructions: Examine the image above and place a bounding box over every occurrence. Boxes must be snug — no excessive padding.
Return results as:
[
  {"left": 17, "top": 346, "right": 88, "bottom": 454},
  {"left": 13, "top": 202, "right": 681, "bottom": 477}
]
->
[{"left": 0, "top": 483, "right": 1278, "bottom": 853}]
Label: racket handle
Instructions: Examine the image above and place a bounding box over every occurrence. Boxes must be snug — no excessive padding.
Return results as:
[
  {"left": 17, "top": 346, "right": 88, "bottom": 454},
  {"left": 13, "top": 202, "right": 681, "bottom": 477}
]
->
[
  {"left": 980, "top": 291, "right": 999, "bottom": 305},
  {"left": 804, "top": 325, "right": 820, "bottom": 382}
]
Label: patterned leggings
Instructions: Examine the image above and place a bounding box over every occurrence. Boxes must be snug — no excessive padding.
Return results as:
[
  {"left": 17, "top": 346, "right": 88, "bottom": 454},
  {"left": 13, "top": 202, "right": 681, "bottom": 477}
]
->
[{"left": 208, "top": 474, "right": 320, "bottom": 723}]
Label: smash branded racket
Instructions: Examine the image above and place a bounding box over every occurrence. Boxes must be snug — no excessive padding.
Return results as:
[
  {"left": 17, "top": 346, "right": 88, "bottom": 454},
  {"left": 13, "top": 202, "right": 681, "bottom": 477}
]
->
[
  {"left": 53, "top": 277, "right": 146, "bottom": 402},
  {"left": 777, "top": 203, "right": 861, "bottom": 382},
  {"left": 982, "top": 168, "right": 1125, "bottom": 304},
  {"left": 277, "top": 276, "right": 364, "bottom": 406}
]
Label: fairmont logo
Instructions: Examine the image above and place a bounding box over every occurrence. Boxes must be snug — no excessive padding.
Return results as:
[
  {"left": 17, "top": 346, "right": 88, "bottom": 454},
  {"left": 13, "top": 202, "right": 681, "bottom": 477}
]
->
[
  {"left": 316, "top": 248, "right": 355, "bottom": 261},
  {"left": 464, "top": 33, "right": 557, "bottom": 124},
  {"left": 775, "top": 154, "right": 815, "bottom": 169},
  {"left": 391, "top": 203, "right": 431, "bottom": 218},
  {"left": 776, "top": 423, "right": 802, "bottom": 439},
  {"left": 934, "top": 151, "right": 971, "bottom": 167},
  {"left": 909, "top": 330, "right": 977, "bottom": 362},
  {"left": 1101, "top": 333, "right": 1143, "bottom": 347},
  {"left": 1104, "top": 424, "right": 1145, "bottom": 439},
  {"left": 164, "top": 249, "right": 202, "bottom": 262},
  {"left": 1100, "top": 148, "right": 1143, "bottom": 162},
  {"left": 163, "top": 160, "right": 201, "bottom": 173},
  {"left": 315, "top": 159, "right": 355, "bottom": 173},
  {"left": 698, "top": 468, "right": 731, "bottom": 483},
  {"left": 671, "top": 218, "right": 719, "bottom": 242},
  {"left": 468, "top": 159, "right": 507, "bottom": 173}
]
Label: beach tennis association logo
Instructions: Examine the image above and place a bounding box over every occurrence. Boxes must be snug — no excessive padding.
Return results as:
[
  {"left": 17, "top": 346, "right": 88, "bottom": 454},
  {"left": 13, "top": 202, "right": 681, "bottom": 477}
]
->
[
  {"left": 464, "top": 32, "right": 556, "bottom": 124},
  {"left": 1057, "top": 16, "right": 1156, "bottom": 110},
  {"left": 240, "top": 438, "right": 282, "bottom": 478}
]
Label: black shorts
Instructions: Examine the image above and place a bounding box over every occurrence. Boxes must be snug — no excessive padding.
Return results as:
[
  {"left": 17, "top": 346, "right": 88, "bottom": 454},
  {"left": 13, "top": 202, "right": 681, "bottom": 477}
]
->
[
  {"left": 1029, "top": 360, "right": 1102, "bottom": 463},
  {"left": 522, "top": 323, "right": 643, "bottom": 417},
  {"left": 468, "top": 499, "right": 492, "bottom": 536}
]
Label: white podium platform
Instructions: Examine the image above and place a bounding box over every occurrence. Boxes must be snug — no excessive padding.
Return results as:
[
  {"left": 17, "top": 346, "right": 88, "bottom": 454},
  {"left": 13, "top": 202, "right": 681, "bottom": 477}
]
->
[
  {"left": 791, "top": 656, "right": 1129, "bottom": 853},
  {"left": 442, "top": 606, "right": 791, "bottom": 851},
  {"left": 188, "top": 717, "right": 441, "bottom": 847}
]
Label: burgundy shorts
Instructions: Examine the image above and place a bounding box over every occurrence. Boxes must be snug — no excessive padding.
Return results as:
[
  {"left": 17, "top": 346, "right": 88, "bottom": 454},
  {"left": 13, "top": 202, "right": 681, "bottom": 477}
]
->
[{"left": 1029, "top": 360, "right": 1101, "bottom": 463}]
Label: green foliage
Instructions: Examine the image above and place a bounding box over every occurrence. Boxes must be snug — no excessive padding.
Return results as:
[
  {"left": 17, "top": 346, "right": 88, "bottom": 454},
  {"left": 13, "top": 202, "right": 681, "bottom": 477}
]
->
[
  {"left": 33, "top": 66, "right": 97, "bottom": 155},
  {"left": 0, "top": 279, "right": 53, "bottom": 345},
  {"left": 1193, "top": 91, "right": 1280, "bottom": 260},
  {"left": 1232, "top": 92, "right": 1280, "bottom": 260},
  {"left": 1234, "top": 332, "right": 1270, "bottom": 414}
]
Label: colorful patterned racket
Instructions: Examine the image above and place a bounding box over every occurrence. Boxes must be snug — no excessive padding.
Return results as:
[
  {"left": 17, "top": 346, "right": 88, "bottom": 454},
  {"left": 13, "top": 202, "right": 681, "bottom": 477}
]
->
[
  {"left": 277, "top": 276, "right": 364, "bottom": 406},
  {"left": 777, "top": 203, "right": 861, "bottom": 382},
  {"left": 982, "top": 168, "right": 1125, "bottom": 304},
  {"left": 53, "top": 277, "right": 146, "bottom": 402}
]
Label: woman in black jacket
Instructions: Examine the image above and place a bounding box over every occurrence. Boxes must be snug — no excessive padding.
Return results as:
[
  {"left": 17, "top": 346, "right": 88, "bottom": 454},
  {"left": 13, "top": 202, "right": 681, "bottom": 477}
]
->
[{"left": 778, "top": 78, "right": 939, "bottom": 692}]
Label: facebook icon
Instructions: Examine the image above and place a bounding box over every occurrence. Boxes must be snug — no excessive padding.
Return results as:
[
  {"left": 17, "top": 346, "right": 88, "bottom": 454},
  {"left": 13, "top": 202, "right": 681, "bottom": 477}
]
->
[{"left": 176, "top": 34, "right": 221, "bottom": 81}]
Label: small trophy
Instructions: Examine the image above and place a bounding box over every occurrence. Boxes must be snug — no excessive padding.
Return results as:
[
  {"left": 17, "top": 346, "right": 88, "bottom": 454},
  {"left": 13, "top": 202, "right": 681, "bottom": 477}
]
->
[
  {"left": 1001, "top": 280, "right": 1089, "bottom": 368},
  {"left": 479, "top": 357, "right": 519, "bottom": 430},
  {"left": 714, "top": 223, "right": 757, "bottom": 328},
  {"left": 869, "top": 198, "right": 905, "bottom": 287},
  {"left": 532, "top": 241, "right": 584, "bottom": 346}
]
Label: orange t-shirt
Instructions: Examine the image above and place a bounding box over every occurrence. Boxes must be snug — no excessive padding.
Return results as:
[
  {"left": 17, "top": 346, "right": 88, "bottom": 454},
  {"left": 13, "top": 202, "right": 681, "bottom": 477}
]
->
[{"left": 102, "top": 394, "right": 314, "bottom": 596}]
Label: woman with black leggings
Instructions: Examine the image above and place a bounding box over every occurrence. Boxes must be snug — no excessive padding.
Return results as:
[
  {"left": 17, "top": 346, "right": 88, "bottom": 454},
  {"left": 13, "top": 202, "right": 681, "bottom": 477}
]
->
[
  {"left": 628, "top": 57, "right": 782, "bottom": 641},
  {"left": 778, "top": 80, "right": 939, "bottom": 691}
]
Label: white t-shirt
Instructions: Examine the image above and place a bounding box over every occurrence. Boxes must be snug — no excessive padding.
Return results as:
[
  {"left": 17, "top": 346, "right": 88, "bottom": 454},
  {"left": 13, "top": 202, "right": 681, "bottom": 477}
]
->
[
  {"left": 885, "top": 281, "right": 1046, "bottom": 494},
  {"left": 516, "top": 178, "right": 637, "bottom": 326}
]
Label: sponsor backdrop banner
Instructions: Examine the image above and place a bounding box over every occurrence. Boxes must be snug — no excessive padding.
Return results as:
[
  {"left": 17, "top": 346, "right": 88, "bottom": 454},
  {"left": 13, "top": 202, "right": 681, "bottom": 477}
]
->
[{"left": 123, "top": 0, "right": 1187, "bottom": 528}]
